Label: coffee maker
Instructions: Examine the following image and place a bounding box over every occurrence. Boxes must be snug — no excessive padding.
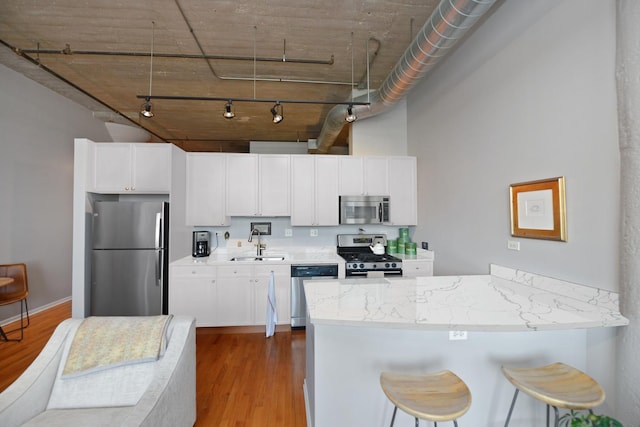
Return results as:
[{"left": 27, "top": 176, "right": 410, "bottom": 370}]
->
[{"left": 192, "top": 231, "right": 210, "bottom": 257}]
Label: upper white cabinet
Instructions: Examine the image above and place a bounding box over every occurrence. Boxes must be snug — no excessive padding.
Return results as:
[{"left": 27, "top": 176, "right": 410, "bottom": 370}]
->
[
  {"left": 185, "top": 153, "right": 229, "bottom": 226},
  {"left": 92, "top": 143, "right": 171, "bottom": 193},
  {"left": 290, "top": 155, "right": 340, "bottom": 226},
  {"left": 339, "top": 156, "right": 389, "bottom": 196},
  {"left": 259, "top": 155, "right": 291, "bottom": 216},
  {"left": 387, "top": 156, "right": 417, "bottom": 225},
  {"left": 226, "top": 154, "right": 290, "bottom": 216}
]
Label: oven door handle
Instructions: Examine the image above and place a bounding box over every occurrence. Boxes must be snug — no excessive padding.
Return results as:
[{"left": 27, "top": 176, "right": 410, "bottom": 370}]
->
[{"left": 347, "top": 270, "right": 403, "bottom": 277}]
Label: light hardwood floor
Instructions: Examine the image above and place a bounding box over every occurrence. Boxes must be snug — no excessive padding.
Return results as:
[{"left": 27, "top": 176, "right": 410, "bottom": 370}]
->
[{"left": 0, "top": 301, "right": 307, "bottom": 427}]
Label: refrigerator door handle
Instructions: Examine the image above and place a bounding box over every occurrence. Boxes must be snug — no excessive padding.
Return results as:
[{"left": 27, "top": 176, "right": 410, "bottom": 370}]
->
[
  {"left": 155, "top": 213, "right": 162, "bottom": 249},
  {"left": 155, "top": 213, "right": 162, "bottom": 286},
  {"left": 156, "top": 250, "right": 162, "bottom": 287}
]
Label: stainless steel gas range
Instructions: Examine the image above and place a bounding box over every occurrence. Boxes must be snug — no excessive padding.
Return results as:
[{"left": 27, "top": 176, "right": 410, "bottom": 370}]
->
[{"left": 337, "top": 234, "right": 403, "bottom": 277}]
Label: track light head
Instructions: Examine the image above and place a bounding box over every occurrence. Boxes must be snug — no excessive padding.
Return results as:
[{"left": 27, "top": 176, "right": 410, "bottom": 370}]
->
[
  {"left": 140, "top": 98, "right": 154, "bottom": 118},
  {"left": 223, "top": 100, "right": 235, "bottom": 119},
  {"left": 271, "top": 103, "right": 283, "bottom": 124},
  {"left": 345, "top": 105, "right": 357, "bottom": 123}
]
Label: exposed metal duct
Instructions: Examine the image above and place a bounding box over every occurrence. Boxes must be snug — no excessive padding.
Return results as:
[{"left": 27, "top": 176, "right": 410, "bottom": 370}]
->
[{"left": 313, "top": 0, "right": 499, "bottom": 153}]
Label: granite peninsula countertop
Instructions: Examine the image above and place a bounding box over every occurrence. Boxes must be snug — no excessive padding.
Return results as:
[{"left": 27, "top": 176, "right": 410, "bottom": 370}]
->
[{"left": 304, "top": 264, "right": 629, "bottom": 332}]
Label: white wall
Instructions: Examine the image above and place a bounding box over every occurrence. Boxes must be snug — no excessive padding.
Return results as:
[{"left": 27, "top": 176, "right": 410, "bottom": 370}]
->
[
  {"left": 0, "top": 63, "right": 111, "bottom": 321},
  {"left": 409, "top": 0, "right": 619, "bottom": 287},
  {"left": 407, "top": 0, "right": 620, "bottom": 415},
  {"left": 351, "top": 99, "right": 408, "bottom": 155}
]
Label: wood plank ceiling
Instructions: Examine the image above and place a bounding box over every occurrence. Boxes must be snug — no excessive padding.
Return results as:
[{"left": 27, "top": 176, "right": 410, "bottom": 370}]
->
[{"left": 0, "top": 0, "right": 439, "bottom": 152}]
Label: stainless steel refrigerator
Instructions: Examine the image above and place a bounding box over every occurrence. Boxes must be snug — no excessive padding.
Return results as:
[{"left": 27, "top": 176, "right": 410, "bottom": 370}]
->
[{"left": 91, "top": 201, "right": 169, "bottom": 316}]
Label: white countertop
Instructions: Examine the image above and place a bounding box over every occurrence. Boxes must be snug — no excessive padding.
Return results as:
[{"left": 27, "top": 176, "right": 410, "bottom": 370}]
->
[
  {"left": 304, "top": 264, "right": 629, "bottom": 332},
  {"left": 171, "top": 247, "right": 434, "bottom": 266}
]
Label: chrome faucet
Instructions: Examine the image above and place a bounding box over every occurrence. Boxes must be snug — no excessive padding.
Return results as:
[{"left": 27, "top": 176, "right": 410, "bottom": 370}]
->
[{"left": 248, "top": 228, "right": 263, "bottom": 256}]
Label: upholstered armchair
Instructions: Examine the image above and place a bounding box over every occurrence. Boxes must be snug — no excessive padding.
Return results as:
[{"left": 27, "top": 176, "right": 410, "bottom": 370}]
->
[{"left": 0, "top": 315, "right": 196, "bottom": 427}]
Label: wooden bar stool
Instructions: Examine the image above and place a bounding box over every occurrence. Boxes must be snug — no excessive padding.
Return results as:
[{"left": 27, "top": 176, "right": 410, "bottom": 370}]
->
[
  {"left": 380, "top": 370, "right": 472, "bottom": 427},
  {"left": 501, "top": 362, "right": 605, "bottom": 427}
]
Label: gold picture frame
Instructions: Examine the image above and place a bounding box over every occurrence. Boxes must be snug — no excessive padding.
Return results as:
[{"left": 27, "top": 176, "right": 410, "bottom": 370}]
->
[{"left": 510, "top": 176, "right": 567, "bottom": 241}]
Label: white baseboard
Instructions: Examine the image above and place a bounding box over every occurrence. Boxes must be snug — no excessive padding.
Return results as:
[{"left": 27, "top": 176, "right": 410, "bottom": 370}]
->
[
  {"left": 303, "top": 379, "right": 313, "bottom": 427},
  {"left": 1, "top": 296, "right": 71, "bottom": 326}
]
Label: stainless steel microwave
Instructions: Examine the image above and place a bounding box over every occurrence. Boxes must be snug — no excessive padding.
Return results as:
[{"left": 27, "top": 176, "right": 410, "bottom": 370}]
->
[{"left": 339, "top": 195, "right": 390, "bottom": 224}]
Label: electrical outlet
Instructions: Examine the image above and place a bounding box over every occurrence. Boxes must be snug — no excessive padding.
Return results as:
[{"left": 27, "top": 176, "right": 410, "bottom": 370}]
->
[
  {"left": 507, "top": 240, "right": 520, "bottom": 251},
  {"left": 285, "top": 228, "right": 293, "bottom": 237},
  {"left": 310, "top": 229, "right": 318, "bottom": 237},
  {"left": 449, "top": 331, "right": 468, "bottom": 340}
]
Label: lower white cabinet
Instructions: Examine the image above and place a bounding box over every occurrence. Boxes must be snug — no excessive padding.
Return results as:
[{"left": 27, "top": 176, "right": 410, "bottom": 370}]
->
[
  {"left": 169, "top": 265, "right": 217, "bottom": 326},
  {"left": 402, "top": 259, "right": 434, "bottom": 278},
  {"left": 217, "top": 264, "right": 291, "bottom": 326},
  {"left": 171, "top": 263, "right": 291, "bottom": 327},
  {"left": 216, "top": 265, "right": 254, "bottom": 326},
  {"left": 251, "top": 264, "right": 290, "bottom": 325}
]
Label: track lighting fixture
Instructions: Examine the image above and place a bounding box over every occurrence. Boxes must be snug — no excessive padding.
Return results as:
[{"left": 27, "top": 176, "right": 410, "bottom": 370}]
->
[
  {"left": 141, "top": 22, "right": 155, "bottom": 119},
  {"left": 345, "top": 105, "right": 357, "bottom": 123},
  {"left": 140, "top": 97, "right": 154, "bottom": 118},
  {"left": 223, "top": 100, "right": 235, "bottom": 119},
  {"left": 271, "top": 102, "right": 283, "bottom": 124}
]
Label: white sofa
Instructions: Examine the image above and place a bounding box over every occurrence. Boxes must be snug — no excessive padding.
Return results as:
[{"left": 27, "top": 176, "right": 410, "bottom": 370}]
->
[{"left": 0, "top": 315, "right": 196, "bottom": 427}]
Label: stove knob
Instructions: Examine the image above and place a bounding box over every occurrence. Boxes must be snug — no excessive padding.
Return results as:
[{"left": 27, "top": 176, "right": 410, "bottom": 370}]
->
[
  {"left": 353, "top": 263, "right": 359, "bottom": 269},
  {"left": 372, "top": 264, "right": 377, "bottom": 269},
  {"left": 385, "top": 263, "right": 390, "bottom": 268}
]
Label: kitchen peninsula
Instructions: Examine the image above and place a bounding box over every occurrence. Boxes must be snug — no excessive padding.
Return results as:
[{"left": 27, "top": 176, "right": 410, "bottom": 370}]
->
[{"left": 303, "top": 265, "right": 628, "bottom": 427}]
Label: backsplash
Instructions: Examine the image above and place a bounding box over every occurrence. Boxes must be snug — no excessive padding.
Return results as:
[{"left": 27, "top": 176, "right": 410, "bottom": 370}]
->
[{"left": 192, "top": 217, "right": 415, "bottom": 251}]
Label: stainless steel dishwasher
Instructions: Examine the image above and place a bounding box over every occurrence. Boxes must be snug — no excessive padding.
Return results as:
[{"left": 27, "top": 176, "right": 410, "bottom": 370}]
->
[{"left": 291, "top": 264, "right": 338, "bottom": 328}]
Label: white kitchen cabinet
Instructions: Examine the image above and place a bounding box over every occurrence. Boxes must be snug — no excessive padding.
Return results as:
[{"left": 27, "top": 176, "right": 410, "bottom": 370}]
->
[
  {"left": 251, "top": 264, "right": 290, "bottom": 326},
  {"left": 169, "top": 265, "right": 217, "bottom": 326},
  {"left": 387, "top": 156, "right": 417, "bottom": 225},
  {"left": 217, "top": 263, "right": 290, "bottom": 326},
  {"left": 185, "top": 153, "right": 229, "bottom": 226},
  {"left": 92, "top": 143, "right": 171, "bottom": 193},
  {"left": 402, "top": 259, "right": 433, "bottom": 278},
  {"left": 338, "top": 157, "right": 364, "bottom": 195},
  {"left": 226, "top": 154, "right": 290, "bottom": 216},
  {"left": 258, "top": 155, "right": 290, "bottom": 216},
  {"left": 291, "top": 155, "right": 340, "bottom": 226},
  {"left": 216, "top": 265, "right": 254, "bottom": 326},
  {"left": 339, "top": 156, "right": 388, "bottom": 196},
  {"left": 225, "top": 154, "right": 258, "bottom": 216}
]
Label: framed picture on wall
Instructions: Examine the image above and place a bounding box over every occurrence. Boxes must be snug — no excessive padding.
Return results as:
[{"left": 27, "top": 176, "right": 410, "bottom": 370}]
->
[{"left": 510, "top": 176, "right": 567, "bottom": 241}]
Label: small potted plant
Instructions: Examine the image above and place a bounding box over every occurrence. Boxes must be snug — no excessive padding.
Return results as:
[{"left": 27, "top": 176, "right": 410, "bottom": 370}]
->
[{"left": 559, "top": 410, "right": 623, "bottom": 427}]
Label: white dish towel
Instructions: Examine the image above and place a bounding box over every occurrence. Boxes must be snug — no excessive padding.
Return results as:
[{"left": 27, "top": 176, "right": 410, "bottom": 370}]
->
[{"left": 266, "top": 270, "right": 278, "bottom": 337}]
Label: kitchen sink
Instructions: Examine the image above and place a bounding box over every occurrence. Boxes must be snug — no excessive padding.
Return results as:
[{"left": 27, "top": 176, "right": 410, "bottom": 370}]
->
[{"left": 230, "top": 256, "right": 285, "bottom": 262}]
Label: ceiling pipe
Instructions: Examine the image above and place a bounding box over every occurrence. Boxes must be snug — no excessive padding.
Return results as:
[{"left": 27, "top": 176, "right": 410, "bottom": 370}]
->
[
  {"left": 19, "top": 46, "right": 335, "bottom": 66},
  {"left": 313, "top": 0, "right": 500, "bottom": 154}
]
